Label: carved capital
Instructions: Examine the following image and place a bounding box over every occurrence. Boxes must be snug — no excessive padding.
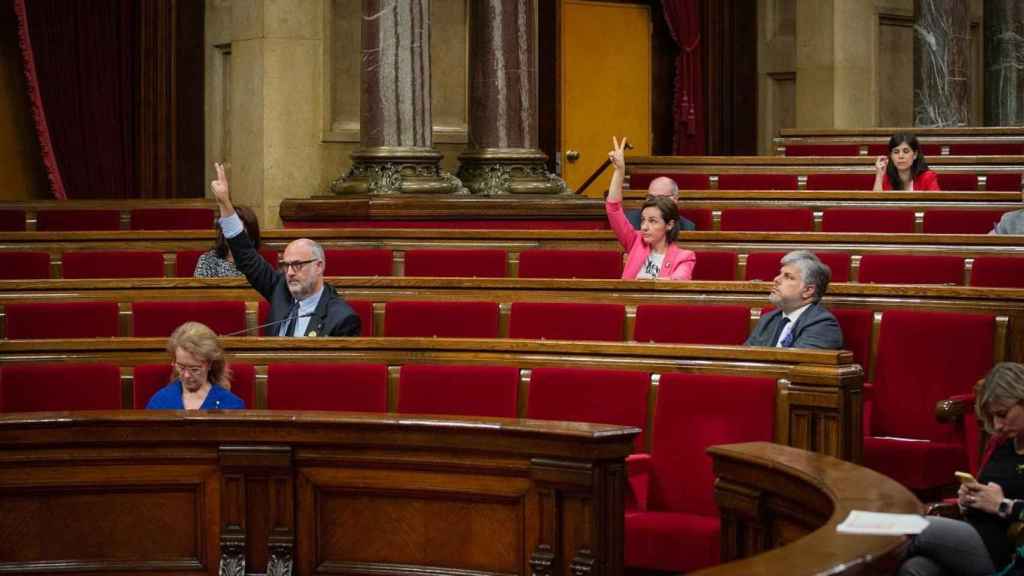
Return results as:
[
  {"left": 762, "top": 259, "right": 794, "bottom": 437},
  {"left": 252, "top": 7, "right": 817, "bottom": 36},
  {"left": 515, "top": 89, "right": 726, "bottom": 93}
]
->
[
  {"left": 456, "top": 150, "right": 568, "bottom": 195},
  {"left": 267, "top": 542, "right": 294, "bottom": 576},
  {"left": 569, "top": 549, "right": 596, "bottom": 576},
  {"left": 529, "top": 544, "right": 556, "bottom": 576},
  {"left": 218, "top": 542, "right": 245, "bottom": 576}
]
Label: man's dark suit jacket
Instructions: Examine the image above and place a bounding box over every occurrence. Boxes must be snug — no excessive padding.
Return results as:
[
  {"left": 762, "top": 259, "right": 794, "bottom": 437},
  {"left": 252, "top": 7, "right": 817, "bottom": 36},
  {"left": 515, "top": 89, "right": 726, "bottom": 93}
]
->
[
  {"left": 744, "top": 302, "right": 843, "bottom": 349},
  {"left": 226, "top": 232, "right": 361, "bottom": 337},
  {"left": 625, "top": 208, "right": 696, "bottom": 232}
]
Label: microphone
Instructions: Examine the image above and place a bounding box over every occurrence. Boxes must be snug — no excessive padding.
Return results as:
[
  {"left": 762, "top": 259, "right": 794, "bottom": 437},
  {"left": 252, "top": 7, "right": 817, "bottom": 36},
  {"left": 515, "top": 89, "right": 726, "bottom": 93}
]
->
[{"left": 222, "top": 311, "right": 314, "bottom": 337}]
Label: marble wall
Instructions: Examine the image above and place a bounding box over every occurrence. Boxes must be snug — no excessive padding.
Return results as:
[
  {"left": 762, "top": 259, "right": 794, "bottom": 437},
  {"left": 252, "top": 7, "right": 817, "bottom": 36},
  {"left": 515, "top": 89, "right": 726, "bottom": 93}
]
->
[
  {"left": 984, "top": 0, "right": 1024, "bottom": 125},
  {"left": 913, "top": 0, "right": 970, "bottom": 126}
]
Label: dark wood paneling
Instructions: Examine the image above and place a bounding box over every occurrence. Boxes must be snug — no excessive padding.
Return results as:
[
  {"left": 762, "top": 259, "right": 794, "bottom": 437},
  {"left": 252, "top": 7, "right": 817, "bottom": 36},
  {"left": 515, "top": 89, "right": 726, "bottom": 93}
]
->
[{"left": 704, "top": 0, "right": 758, "bottom": 155}]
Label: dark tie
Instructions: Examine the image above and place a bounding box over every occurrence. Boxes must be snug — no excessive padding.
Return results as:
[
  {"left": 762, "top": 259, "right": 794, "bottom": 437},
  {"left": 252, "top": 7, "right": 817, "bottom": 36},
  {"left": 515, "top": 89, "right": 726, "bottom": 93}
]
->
[
  {"left": 774, "top": 317, "right": 793, "bottom": 347},
  {"left": 282, "top": 301, "right": 299, "bottom": 337}
]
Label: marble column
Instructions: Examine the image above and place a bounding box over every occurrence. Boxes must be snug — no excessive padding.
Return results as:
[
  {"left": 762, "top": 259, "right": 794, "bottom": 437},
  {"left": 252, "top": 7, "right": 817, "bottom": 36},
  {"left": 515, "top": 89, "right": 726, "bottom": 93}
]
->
[
  {"left": 457, "top": 0, "right": 566, "bottom": 195},
  {"left": 913, "top": 0, "right": 970, "bottom": 127},
  {"left": 332, "top": 0, "right": 462, "bottom": 195},
  {"left": 984, "top": 0, "right": 1024, "bottom": 125}
]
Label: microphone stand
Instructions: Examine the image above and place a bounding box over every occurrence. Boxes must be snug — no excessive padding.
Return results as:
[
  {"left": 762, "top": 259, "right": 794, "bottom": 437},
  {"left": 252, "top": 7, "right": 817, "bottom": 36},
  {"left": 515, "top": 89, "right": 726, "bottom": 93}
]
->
[{"left": 222, "top": 312, "right": 313, "bottom": 337}]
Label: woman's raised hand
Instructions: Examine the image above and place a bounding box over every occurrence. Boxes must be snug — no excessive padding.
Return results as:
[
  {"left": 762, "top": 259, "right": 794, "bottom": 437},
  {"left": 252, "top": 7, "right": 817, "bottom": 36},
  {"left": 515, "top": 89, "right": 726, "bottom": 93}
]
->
[
  {"left": 609, "top": 136, "right": 628, "bottom": 172},
  {"left": 874, "top": 155, "right": 888, "bottom": 174}
]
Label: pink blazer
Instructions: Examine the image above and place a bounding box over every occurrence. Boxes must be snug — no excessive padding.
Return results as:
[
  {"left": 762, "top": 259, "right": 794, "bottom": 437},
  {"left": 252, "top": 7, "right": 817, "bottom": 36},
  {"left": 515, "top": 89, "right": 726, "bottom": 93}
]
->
[{"left": 606, "top": 200, "right": 696, "bottom": 280}]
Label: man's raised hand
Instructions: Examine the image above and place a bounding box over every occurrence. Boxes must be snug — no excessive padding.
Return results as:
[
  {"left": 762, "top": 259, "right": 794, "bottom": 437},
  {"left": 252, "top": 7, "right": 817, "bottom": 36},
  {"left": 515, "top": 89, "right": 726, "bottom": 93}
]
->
[{"left": 210, "top": 162, "right": 231, "bottom": 204}]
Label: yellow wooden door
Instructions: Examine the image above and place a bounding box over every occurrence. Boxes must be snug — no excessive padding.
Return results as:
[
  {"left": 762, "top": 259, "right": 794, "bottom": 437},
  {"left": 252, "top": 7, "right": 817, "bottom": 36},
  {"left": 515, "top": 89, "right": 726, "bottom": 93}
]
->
[{"left": 561, "top": 0, "right": 652, "bottom": 196}]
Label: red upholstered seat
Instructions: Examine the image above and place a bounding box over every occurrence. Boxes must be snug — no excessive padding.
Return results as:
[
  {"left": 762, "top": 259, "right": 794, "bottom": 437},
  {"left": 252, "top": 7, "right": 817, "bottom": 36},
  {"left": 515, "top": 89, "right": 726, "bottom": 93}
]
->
[
  {"left": 679, "top": 208, "right": 713, "bottom": 230},
  {"left": 923, "top": 209, "right": 1011, "bottom": 234},
  {"left": 629, "top": 173, "right": 710, "bottom": 190},
  {"left": 37, "top": 209, "right": 121, "bottom": 231},
  {"left": 936, "top": 173, "right": 978, "bottom": 191},
  {"left": 744, "top": 251, "right": 850, "bottom": 283},
  {"left": 404, "top": 249, "right": 507, "bottom": 278},
  {"left": 805, "top": 173, "right": 875, "bottom": 190},
  {"left": 397, "top": 364, "right": 519, "bottom": 418},
  {"left": 0, "top": 209, "right": 25, "bottom": 231},
  {"left": 859, "top": 254, "right": 964, "bottom": 285},
  {"left": 971, "top": 257, "right": 1024, "bottom": 288},
  {"left": 518, "top": 249, "right": 623, "bottom": 279},
  {"left": 0, "top": 251, "right": 50, "bottom": 279},
  {"left": 691, "top": 251, "right": 737, "bottom": 281},
  {"left": 130, "top": 208, "right": 216, "bottom": 230},
  {"left": 821, "top": 208, "right": 916, "bottom": 233},
  {"left": 783, "top": 144, "right": 860, "bottom": 156},
  {"left": 634, "top": 304, "right": 748, "bottom": 345},
  {"left": 0, "top": 363, "right": 122, "bottom": 412},
  {"left": 174, "top": 248, "right": 278, "bottom": 277},
  {"left": 527, "top": 367, "right": 649, "bottom": 450},
  {"left": 266, "top": 362, "right": 388, "bottom": 411},
  {"left": 132, "top": 301, "right": 247, "bottom": 337},
  {"left": 717, "top": 174, "right": 798, "bottom": 190},
  {"left": 324, "top": 249, "right": 392, "bottom": 276},
  {"left": 625, "top": 373, "right": 775, "bottom": 572},
  {"left": 132, "top": 362, "right": 254, "bottom": 408},
  {"left": 719, "top": 208, "right": 813, "bottom": 231},
  {"left": 831, "top": 308, "right": 874, "bottom": 375},
  {"left": 347, "top": 300, "right": 374, "bottom": 336},
  {"left": 509, "top": 302, "right": 625, "bottom": 341},
  {"left": 985, "top": 173, "right": 1022, "bottom": 192},
  {"left": 384, "top": 301, "right": 499, "bottom": 338},
  {"left": 867, "top": 143, "right": 944, "bottom": 157},
  {"left": 863, "top": 310, "right": 995, "bottom": 492},
  {"left": 949, "top": 143, "right": 1024, "bottom": 155},
  {"left": 5, "top": 301, "right": 119, "bottom": 339},
  {"left": 62, "top": 250, "right": 165, "bottom": 279}
]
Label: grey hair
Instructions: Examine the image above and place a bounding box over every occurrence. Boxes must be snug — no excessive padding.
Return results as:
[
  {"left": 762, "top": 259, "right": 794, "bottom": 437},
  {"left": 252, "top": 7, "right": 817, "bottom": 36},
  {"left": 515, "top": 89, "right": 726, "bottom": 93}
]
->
[
  {"left": 976, "top": 363, "right": 1024, "bottom": 434},
  {"left": 780, "top": 250, "right": 831, "bottom": 302},
  {"left": 308, "top": 239, "right": 325, "bottom": 265}
]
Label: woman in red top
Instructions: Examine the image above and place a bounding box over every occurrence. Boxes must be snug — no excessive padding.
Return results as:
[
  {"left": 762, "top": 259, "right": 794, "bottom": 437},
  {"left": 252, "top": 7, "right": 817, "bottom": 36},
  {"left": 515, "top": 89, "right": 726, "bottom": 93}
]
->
[{"left": 872, "top": 132, "right": 940, "bottom": 191}]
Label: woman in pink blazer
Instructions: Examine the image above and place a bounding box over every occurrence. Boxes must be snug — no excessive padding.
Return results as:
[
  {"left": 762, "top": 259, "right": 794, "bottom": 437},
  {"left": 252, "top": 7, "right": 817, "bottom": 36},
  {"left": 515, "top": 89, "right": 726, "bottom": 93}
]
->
[{"left": 606, "top": 137, "right": 696, "bottom": 280}]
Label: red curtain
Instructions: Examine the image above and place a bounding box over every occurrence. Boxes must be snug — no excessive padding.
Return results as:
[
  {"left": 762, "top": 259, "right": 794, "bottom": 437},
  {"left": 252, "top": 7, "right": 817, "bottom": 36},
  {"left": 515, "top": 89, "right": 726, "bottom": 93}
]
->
[
  {"left": 661, "top": 0, "right": 705, "bottom": 155},
  {"left": 14, "top": 0, "right": 137, "bottom": 199}
]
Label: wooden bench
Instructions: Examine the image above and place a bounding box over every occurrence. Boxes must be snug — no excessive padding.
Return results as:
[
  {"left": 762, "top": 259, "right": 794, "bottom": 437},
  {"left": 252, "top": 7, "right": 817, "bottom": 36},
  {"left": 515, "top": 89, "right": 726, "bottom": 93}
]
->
[{"left": 0, "top": 337, "right": 862, "bottom": 462}]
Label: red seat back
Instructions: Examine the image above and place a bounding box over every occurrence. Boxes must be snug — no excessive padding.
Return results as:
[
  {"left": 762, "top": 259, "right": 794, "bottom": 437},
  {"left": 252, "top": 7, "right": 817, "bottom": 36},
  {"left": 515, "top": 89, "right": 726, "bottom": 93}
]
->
[
  {"left": 936, "top": 173, "right": 978, "bottom": 191},
  {"left": 971, "top": 257, "right": 1024, "bottom": 288},
  {"left": 805, "top": 173, "right": 875, "bottom": 190},
  {"left": 63, "top": 250, "right": 165, "bottom": 279},
  {"left": 6, "top": 301, "right": 119, "bottom": 339},
  {"left": 0, "top": 209, "right": 25, "bottom": 231},
  {"left": 509, "top": 302, "right": 624, "bottom": 341},
  {"left": 133, "top": 362, "right": 254, "bottom": 408},
  {"left": 821, "top": 208, "right": 915, "bottom": 233},
  {"left": 37, "top": 209, "right": 121, "bottom": 231},
  {"left": 0, "top": 363, "right": 122, "bottom": 411},
  {"left": 527, "top": 367, "right": 649, "bottom": 450},
  {"left": 324, "top": 249, "right": 392, "bottom": 276},
  {"left": 717, "top": 174, "right": 798, "bottom": 190},
  {"left": 629, "top": 173, "right": 710, "bottom": 190},
  {"left": 266, "top": 363, "right": 388, "bottom": 411},
  {"left": 175, "top": 248, "right": 278, "bottom": 277},
  {"left": 518, "top": 249, "right": 623, "bottom": 279},
  {"left": 831, "top": 308, "right": 874, "bottom": 374},
  {"left": 719, "top": 208, "right": 813, "bottom": 231},
  {"left": 691, "top": 251, "right": 737, "bottom": 281},
  {"left": 397, "top": 364, "right": 519, "bottom": 418},
  {"left": 746, "top": 251, "right": 851, "bottom": 283},
  {"left": 0, "top": 251, "right": 50, "bottom": 279},
  {"left": 347, "top": 300, "right": 374, "bottom": 336},
  {"left": 130, "top": 208, "right": 216, "bottom": 230},
  {"left": 384, "top": 301, "right": 499, "bottom": 338},
  {"left": 949, "top": 143, "right": 1024, "bottom": 155},
  {"left": 985, "top": 173, "right": 1022, "bottom": 192},
  {"left": 132, "top": 301, "right": 247, "bottom": 337},
  {"left": 783, "top": 144, "right": 860, "bottom": 156},
  {"left": 404, "top": 249, "right": 506, "bottom": 278},
  {"left": 923, "top": 209, "right": 1011, "bottom": 234},
  {"left": 650, "top": 373, "right": 775, "bottom": 515},
  {"left": 678, "top": 208, "right": 713, "bottom": 230},
  {"left": 859, "top": 254, "right": 964, "bottom": 285},
  {"left": 634, "top": 304, "right": 749, "bottom": 345}
]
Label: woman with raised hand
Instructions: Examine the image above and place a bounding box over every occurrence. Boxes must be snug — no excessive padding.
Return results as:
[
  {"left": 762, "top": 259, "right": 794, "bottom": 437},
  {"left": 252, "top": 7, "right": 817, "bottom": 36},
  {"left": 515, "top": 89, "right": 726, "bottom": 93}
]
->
[{"left": 873, "top": 132, "right": 940, "bottom": 191}]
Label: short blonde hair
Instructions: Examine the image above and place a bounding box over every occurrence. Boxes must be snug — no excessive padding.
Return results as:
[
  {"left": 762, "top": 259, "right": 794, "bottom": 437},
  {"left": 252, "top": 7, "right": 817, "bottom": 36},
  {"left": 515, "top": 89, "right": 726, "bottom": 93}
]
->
[
  {"left": 975, "top": 362, "right": 1024, "bottom": 434},
  {"left": 167, "top": 321, "right": 232, "bottom": 389}
]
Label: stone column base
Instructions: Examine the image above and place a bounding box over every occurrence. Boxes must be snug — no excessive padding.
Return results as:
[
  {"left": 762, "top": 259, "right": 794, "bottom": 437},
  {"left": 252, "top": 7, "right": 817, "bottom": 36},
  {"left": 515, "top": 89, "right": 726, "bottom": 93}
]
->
[
  {"left": 331, "top": 147, "right": 465, "bottom": 195},
  {"left": 457, "top": 148, "right": 569, "bottom": 195}
]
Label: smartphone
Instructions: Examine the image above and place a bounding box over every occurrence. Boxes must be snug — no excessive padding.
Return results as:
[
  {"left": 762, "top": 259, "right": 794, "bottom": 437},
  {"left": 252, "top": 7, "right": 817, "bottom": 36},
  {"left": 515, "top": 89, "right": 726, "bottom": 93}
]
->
[{"left": 955, "top": 471, "right": 978, "bottom": 484}]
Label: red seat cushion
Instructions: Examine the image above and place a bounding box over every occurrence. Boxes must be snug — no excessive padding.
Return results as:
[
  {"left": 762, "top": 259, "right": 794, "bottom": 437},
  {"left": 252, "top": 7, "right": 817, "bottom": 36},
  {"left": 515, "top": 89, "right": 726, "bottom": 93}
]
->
[
  {"left": 517, "top": 249, "right": 623, "bottom": 279},
  {"left": 404, "top": 249, "right": 506, "bottom": 278},
  {"left": 133, "top": 362, "right": 254, "bottom": 408},
  {"left": 949, "top": 143, "right": 1023, "bottom": 155},
  {"left": 384, "top": 301, "right": 499, "bottom": 338},
  {"left": 859, "top": 254, "right": 964, "bottom": 285},
  {"left": 863, "top": 437, "right": 969, "bottom": 492},
  {"left": 971, "top": 256, "right": 1024, "bottom": 288},
  {"left": 985, "top": 173, "right": 1022, "bottom": 192},
  {"left": 629, "top": 173, "right": 710, "bottom": 191},
  {"left": 63, "top": 250, "right": 165, "bottom": 279},
  {"left": 678, "top": 208, "right": 713, "bottom": 230},
  {"left": 821, "top": 208, "right": 916, "bottom": 233},
  {"left": 831, "top": 308, "right": 874, "bottom": 374},
  {"left": 132, "top": 301, "right": 247, "bottom": 337},
  {"left": 526, "top": 367, "right": 650, "bottom": 450},
  {"left": 130, "top": 208, "right": 216, "bottom": 230},
  {"left": 397, "top": 364, "right": 519, "bottom": 418},
  {"left": 0, "top": 209, "right": 25, "bottom": 231},
  {"left": 936, "top": 173, "right": 978, "bottom": 191},
  {"left": 625, "top": 512, "right": 720, "bottom": 573},
  {"left": 37, "top": 209, "right": 121, "bottom": 231},
  {"left": 923, "top": 209, "right": 1011, "bottom": 234},
  {"left": 719, "top": 208, "right": 813, "bottom": 231},
  {"left": 717, "top": 174, "right": 798, "bottom": 190},
  {"left": 0, "top": 251, "right": 50, "bottom": 279},
  {"left": 509, "top": 302, "right": 625, "bottom": 341},
  {"left": 6, "top": 301, "right": 119, "bottom": 339},
  {"left": 634, "top": 304, "right": 749, "bottom": 345},
  {"left": 783, "top": 144, "right": 860, "bottom": 156},
  {"left": 691, "top": 251, "right": 736, "bottom": 281},
  {"left": 347, "top": 300, "right": 374, "bottom": 336},
  {"left": 805, "top": 173, "right": 875, "bottom": 190},
  {"left": 266, "top": 363, "right": 388, "bottom": 411},
  {"left": 0, "top": 363, "right": 122, "bottom": 411},
  {"left": 323, "top": 249, "right": 393, "bottom": 276}
]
